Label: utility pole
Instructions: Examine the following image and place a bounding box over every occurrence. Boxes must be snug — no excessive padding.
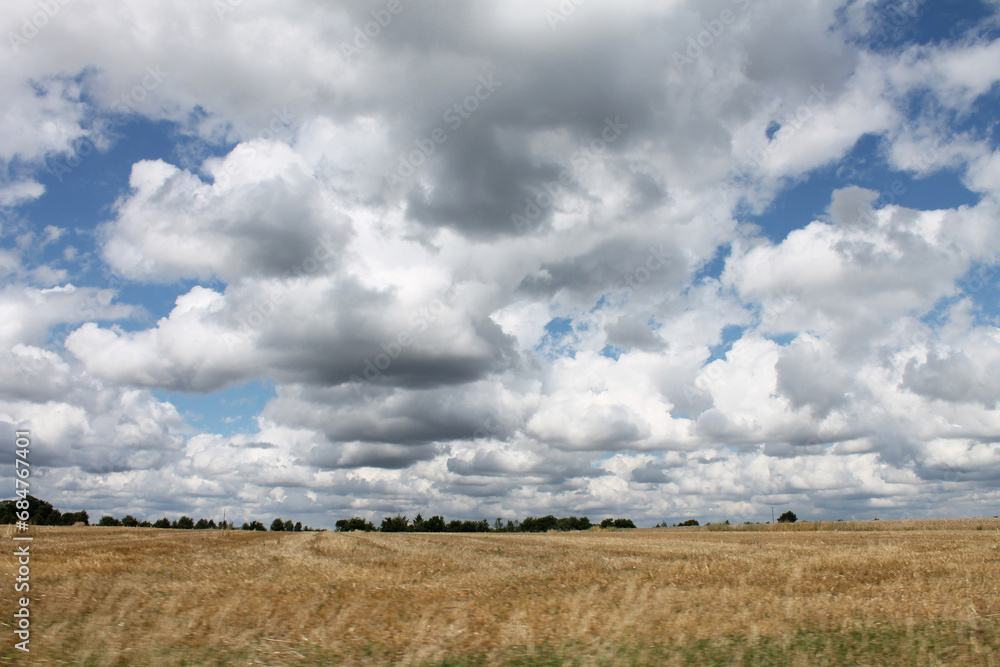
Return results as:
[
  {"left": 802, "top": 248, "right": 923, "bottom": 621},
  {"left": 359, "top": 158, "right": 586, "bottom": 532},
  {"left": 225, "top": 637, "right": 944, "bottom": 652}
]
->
[{"left": 771, "top": 506, "right": 774, "bottom": 524}]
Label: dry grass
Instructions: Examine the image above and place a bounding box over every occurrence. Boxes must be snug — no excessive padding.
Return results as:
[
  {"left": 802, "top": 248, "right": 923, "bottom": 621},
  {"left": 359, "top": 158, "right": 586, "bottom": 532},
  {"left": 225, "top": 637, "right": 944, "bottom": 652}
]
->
[{"left": 2, "top": 520, "right": 999, "bottom": 665}]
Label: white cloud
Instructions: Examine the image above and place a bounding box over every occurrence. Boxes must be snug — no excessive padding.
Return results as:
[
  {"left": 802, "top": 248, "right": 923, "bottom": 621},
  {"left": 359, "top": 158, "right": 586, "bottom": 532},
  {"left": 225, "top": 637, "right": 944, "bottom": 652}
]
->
[{"left": 2, "top": 0, "right": 1000, "bottom": 526}]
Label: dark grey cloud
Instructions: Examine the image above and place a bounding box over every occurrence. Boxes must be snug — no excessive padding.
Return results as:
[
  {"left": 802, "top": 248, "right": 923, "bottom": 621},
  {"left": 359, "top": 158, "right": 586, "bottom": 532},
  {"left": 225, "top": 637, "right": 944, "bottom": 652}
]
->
[{"left": 903, "top": 352, "right": 1000, "bottom": 409}]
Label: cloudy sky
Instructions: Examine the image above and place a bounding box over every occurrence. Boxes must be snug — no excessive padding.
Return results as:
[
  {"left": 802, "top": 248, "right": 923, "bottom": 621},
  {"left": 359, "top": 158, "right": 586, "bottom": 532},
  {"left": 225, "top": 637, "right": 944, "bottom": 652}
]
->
[{"left": 2, "top": 0, "right": 1000, "bottom": 527}]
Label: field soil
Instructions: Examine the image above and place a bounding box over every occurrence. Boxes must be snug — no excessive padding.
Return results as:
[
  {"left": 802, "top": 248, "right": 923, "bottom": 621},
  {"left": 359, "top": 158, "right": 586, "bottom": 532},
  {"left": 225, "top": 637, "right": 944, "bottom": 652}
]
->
[{"left": 2, "top": 519, "right": 999, "bottom": 665}]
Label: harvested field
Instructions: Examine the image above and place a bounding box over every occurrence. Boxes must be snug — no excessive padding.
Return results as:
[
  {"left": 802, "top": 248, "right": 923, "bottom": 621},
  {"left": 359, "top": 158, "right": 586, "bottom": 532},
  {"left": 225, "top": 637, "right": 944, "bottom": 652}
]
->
[{"left": 2, "top": 520, "right": 999, "bottom": 665}]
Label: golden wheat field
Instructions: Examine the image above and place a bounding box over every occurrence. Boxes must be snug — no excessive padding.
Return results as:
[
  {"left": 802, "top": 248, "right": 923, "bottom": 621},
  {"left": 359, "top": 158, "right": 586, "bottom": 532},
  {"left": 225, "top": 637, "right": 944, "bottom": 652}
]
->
[{"left": 2, "top": 519, "right": 1000, "bottom": 666}]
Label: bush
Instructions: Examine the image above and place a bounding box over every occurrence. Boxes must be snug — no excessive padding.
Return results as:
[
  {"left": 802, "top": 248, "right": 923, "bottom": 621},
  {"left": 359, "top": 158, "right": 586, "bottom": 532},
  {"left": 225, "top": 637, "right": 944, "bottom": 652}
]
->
[
  {"left": 778, "top": 511, "right": 798, "bottom": 524},
  {"left": 678, "top": 519, "right": 699, "bottom": 527},
  {"left": 613, "top": 518, "right": 636, "bottom": 529}
]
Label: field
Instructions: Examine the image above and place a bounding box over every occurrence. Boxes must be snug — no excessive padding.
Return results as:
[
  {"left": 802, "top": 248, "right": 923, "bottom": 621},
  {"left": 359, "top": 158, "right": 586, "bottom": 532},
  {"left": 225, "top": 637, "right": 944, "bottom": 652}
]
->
[{"left": 2, "top": 519, "right": 999, "bottom": 666}]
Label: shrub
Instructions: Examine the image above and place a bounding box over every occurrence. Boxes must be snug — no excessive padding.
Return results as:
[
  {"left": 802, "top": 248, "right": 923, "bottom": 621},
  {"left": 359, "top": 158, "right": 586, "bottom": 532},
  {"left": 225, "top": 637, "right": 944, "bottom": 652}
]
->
[{"left": 679, "top": 519, "right": 699, "bottom": 527}]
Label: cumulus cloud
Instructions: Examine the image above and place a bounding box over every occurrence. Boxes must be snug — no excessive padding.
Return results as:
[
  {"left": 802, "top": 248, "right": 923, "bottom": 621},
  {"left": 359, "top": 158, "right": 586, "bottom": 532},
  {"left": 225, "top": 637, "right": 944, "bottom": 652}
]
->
[{"left": 1, "top": 0, "right": 999, "bottom": 526}]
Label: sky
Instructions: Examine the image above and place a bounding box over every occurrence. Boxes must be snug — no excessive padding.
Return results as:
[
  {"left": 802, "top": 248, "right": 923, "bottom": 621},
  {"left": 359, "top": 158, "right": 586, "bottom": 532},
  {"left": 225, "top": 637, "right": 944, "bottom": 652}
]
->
[{"left": 2, "top": 0, "right": 1000, "bottom": 528}]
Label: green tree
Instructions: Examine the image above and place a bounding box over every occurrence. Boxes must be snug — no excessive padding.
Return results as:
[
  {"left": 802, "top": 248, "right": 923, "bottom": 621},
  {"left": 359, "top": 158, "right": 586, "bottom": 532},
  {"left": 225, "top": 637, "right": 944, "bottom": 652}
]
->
[
  {"left": 175, "top": 516, "right": 195, "bottom": 529},
  {"left": 335, "top": 517, "right": 375, "bottom": 531},
  {"left": 153, "top": 517, "right": 171, "bottom": 529},
  {"left": 0, "top": 495, "right": 75, "bottom": 525},
  {"left": 98, "top": 515, "right": 121, "bottom": 527},
  {"left": 195, "top": 518, "right": 211, "bottom": 529},
  {"left": 121, "top": 515, "right": 139, "bottom": 527},
  {"left": 61, "top": 510, "right": 90, "bottom": 526},
  {"left": 381, "top": 514, "right": 409, "bottom": 532},
  {"left": 294, "top": 521, "right": 302, "bottom": 532},
  {"left": 778, "top": 511, "right": 798, "bottom": 523},
  {"left": 270, "top": 518, "right": 286, "bottom": 531},
  {"left": 284, "top": 519, "right": 294, "bottom": 531}
]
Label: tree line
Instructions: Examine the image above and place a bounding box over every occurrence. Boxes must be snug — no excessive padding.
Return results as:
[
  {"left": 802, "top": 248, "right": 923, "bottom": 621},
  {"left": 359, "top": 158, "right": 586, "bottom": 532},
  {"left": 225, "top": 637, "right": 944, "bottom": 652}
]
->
[
  {"left": 2, "top": 497, "right": 641, "bottom": 533},
  {"left": 0, "top": 496, "right": 322, "bottom": 532},
  {"left": 0, "top": 495, "right": 89, "bottom": 525},
  {"left": 95, "top": 514, "right": 321, "bottom": 532},
  {"left": 336, "top": 514, "right": 636, "bottom": 532},
  {"left": 654, "top": 511, "right": 799, "bottom": 527}
]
